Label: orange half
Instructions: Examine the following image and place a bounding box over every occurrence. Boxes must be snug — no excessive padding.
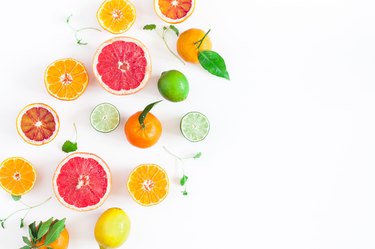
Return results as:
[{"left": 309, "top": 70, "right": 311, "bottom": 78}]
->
[
  {"left": 154, "top": 0, "right": 195, "bottom": 24},
  {"left": 44, "top": 58, "right": 88, "bottom": 101},
  {"left": 127, "top": 164, "right": 169, "bottom": 206},
  {"left": 0, "top": 157, "right": 36, "bottom": 196},
  {"left": 97, "top": 0, "right": 136, "bottom": 34}
]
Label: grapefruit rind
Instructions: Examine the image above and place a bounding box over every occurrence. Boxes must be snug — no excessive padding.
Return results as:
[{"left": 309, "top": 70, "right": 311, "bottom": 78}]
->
[
  {"left": 154, "top": 0, "right": 195, "bottom": 24},
  {"left": 92, "top": 36, "right": 152, "bottom": 95},
  {"left": 16, "top": 103, "right": 60, "bottom": 146},
  {"left": 52, "top": 152, "right": 112, "bottom": 212}
]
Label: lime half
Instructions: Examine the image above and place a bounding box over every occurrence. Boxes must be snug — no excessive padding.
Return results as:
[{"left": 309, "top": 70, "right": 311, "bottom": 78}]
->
[
  {"left": 90, "top": 103, "right": 120, "bottom": 133},
  {"left": 180, "top": 112, "right": 210, "bottom": 142}
]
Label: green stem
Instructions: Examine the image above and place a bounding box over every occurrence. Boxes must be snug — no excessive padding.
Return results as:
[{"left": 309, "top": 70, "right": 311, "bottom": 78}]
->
[
  {"left": 194, "top": 29, "right": 211, "bottom": 49},
  {"left": 73, "top": 123, "right": 78, "bottom": 142},
  {"left": 161, "top": 29, "right": 186, "bottom": 65}
]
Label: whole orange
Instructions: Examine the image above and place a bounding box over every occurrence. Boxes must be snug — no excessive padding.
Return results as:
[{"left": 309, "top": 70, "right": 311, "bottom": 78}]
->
[
  {"left": 37, "top": 228, "right": 69, "bottom": 249},
  {"left": 124, "top": 111, "right": 162, "bottom": 148},
  {"left": 177, "top": 28, "right": 212, "bottom": 64}
]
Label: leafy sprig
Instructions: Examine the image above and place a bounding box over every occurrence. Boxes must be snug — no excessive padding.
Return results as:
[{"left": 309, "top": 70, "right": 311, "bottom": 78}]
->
[
  {"left": 163, "top": 146, "right": 201, "bottom": 195},
  {"left": 62, "top": 123, "right": 78, "bottom": 153},
  {"left": 143, "top": 24, "right": 185, "bottom": 65},
  {"left": 66, "top": 14, "right": 101, "bottom": 45},
  {"left": 0, "top": 197, "right": 51, "bottom": 229},
  {"left": 21, "top": 217, "right": 66, "bottom": 249}
]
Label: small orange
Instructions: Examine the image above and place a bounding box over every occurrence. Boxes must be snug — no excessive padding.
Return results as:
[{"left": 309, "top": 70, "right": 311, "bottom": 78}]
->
[
  {"left": 0, "top": 157, "right": 36, "bottom": 196},
  {"left": 127, "top": 164, "right": 169, "bottom": 206},
  {"left": 36, "top": 227, "right": 69, "bottom": 249},
  {"left": 97, "top": 0, "right": 136, "bottom": 34},
  {"left": 44, "top": 58, "right": 88, "bottom": 101},
  {"left": 177, "top": 28, "right": 212, "bottom": 64}
]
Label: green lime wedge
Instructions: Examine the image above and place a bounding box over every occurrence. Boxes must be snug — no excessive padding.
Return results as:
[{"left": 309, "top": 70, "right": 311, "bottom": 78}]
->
[
  {"left": 180, "top": 112, "right": 210, "bottom": 142},
  {"left": 90, "top": 103, "right": 120, "bottom": 133}
]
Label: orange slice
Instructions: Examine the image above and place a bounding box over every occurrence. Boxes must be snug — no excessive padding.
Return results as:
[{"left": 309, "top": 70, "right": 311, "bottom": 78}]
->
[
  {"left": 154, "top": 0, "right": 195, "bottom": 24},
  {"left": 16, "top": 103, "right": 60, "bottom": 146},
  {"left": 0, "top": 157, "right": 36, "bottom": 196},
  {"left": 44, "top": 58, "right": 88, "bottom": 101},
  {"left": 127, "top": 164, "right": 169, "bottom": 206},
  {"left": 97, "top": 0, "right": 136, "bottom": 34}
]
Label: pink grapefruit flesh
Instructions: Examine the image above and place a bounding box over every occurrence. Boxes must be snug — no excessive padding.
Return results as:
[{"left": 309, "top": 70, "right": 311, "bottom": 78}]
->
[
  {"left": 53, "top": 152, "right": 111, "bottom": 211},
  {"left": 93, "top": 37, "right": 152, "bottom": 95}
]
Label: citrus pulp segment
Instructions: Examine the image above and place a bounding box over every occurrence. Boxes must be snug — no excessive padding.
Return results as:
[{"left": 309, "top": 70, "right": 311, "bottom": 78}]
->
[
  {"left": 0, "top": 157, "right": 36, "bottom": 196},
  {"left": 53, "top": 152, "right": 111, "bottom": 211},
  {"left": 127, "top": 164, "right": 169, "bottom": 206},
  {"left": 16, "top": 103, "right": 60, "bottom": 146},
  {"left": 90, "top": 103, "right": 120, "bottom": 133},
  {"left": 97, "top": 0, "right": 136, "bottom": 34},
  {"left": 180, "top": 111, "right": 210, "bottom": 142},
  {"left": 154, "top": 0, "right": 195, "bottom": 24},
  {"left": 44, "top": 58, "right": 89, "bottom": 101},
  {"left": 93, "top": 37, "right": 152, "bottom": 95}
]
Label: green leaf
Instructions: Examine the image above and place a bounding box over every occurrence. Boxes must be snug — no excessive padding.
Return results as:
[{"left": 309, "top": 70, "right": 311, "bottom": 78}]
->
[
  {"left": 138, "top": 100, "right": 162, "bottom": 128},
  {"left": 1, "top": 221, "right": 5, "bottom": 229},
  {"left": 37, "top": 217, "right": 54, "bottom": 239},
  {"left": 182, "top": 190, "right": 188, "bottom": 195},
  {"left": 44, "top": 218, "right": 66, "bottom": 246},
  {"left": 143, "top": 24, "right": 156, "bottom": 30},
  {"left": 28, "top": 222, "right": 37, "bottom": 240},
  {"left": 19, "top": 246, "right": 31, "bottom": 249},
  {"left": 66, "top": 14, "right": 72, "bottom": 24},
  {"left": 169, "top": 25, "right": 179, "bottom": 36},
  {"left": 20, "top": 218, "right": 25, "bottom": 228},
  {"left": 180, "top": 175, "right": 188, "bottom": 186},
  {"left": 198, "top": 50, "right": 230, "bottom": 80},
  {"left": 22, "top": 236, "right": 32, "bottom": 246},
  {"left": 193, "top": 152, "right": 202, "bottom": 159},
  {"left": 12, "top": 195, "right": 21, "bottom": 201},
  {"left": 62, "top": 140, "right": 77, "bottom": 153}
]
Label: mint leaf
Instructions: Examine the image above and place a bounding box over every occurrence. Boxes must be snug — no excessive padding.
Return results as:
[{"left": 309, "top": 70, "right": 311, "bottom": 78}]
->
[
  {"left": 182, "top": 190, "right": 188, "bottom": 195},
  {"left": 62, "top": 141, "right": 77, "bottom": 153},
  {"left": 20, "top": 218, "right": 25, "bottom": 228},
  {"left": 44, "top": 218, "right": 66, "bottom": 246},
  {"left": 37, "top": 218, "right": 54, "bottom": 239},
  {"left": 143, "top": 24, "right": 156, "bottom": 30},
  {"left": 198, "top": 50, "right": 230, "bottom": 80},
  {"left": 180, "top": 175, "right": 188, "bottom": 186},
  {"left": 12, "top": 195, "right": 21, "bottom": 201},
  {"left": 193, "top": 152, "right": 202, "bottom": 159},
  {"left": 169, "top": 25, "right": 179, "bottom": 36}
]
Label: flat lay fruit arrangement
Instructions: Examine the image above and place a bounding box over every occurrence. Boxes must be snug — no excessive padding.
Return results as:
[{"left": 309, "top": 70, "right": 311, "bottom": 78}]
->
[{"left": 0, "top": 0, "right": 230, "bottom": 248}]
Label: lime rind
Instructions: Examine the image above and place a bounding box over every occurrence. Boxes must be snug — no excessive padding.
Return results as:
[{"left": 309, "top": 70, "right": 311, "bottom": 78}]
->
[
  {"left": 90, "top": 103, "right": 120, "bottom": 133},
  {"left": 180, "top": 112, "right": 210, "bottom": 142}
]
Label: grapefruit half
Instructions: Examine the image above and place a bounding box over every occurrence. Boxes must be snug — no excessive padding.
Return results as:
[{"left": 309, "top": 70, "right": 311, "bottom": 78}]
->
[
  {"left": 16, "top": 103, "right": 59, "bottom": 146},
  {"left": 93, "top": 37, "right": 152, "bottom": 95},
  {"left": 154, "top": 0, "right": 195, "bottom": 24},
  {"left": 53, "top": 152, "right": 111, "bottom": 211}
]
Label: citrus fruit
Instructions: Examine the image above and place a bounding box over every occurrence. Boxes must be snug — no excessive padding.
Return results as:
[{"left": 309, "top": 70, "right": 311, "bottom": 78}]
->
[
  {"left": 124, "top": 101, "right": 162, "bottom": 148},
  {"left": 158, "top": 70, "right": 189, "bottom": 102},
  {"left": 93, "top": 36, "right": 152, "bottom": 95},
  {"left": 97, "top": 0, "right": 136, "bottom": 34},
  {"left": 154, "top": 0, "right": 195, "bottom": 24},
  {"left": 177, "top": 28, "right": 212, "bottom": 63},
  {"left": 0, "top": 157, "right": 36, "bottom": 196},
  {"left": 36, "top": 227, "right": 69, "bottom": 249},
  {"left": 127, "top": 164, "right": 169, "bottom": 206},
  {"left": 90, "top": 103, "right": 120, "bottom": 133},
  {"left": 44, "top": 58, "right": 89, "bottom": 101},
  {"left": 16, "top": 103, "right": 60, "bottom": 146},
  {"left": 53, "top": 152, "right": 111, "bottom": 211},
  {"left": 95, "top": 208, "right": 131, "bottom": 249},
  {"left": 180, "top": 111, "right": 210, "bottom": 142}
]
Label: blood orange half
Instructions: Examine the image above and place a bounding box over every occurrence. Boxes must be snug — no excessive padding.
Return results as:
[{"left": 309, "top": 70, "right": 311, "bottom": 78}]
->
[
  {"left": 154, "top": 0, "right": 195, "bottom": 24},
  {"left": 53, "top": 152, "right": 111, "bottom": 211},
  {"left": 93, "top": 37, "right": 152, "bottom": 95},
  {"left": 16, "top": 103, "right": 59, "bottom": 146}
]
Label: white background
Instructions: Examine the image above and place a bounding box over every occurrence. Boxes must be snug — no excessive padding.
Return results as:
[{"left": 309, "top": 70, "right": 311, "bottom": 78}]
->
[{"left": 1, "top": 0, "right": 375, "bottom": 248}]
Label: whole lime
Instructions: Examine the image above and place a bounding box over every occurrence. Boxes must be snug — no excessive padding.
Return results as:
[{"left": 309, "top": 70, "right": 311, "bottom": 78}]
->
[
  {"left": 94, "top": 207, "right": 131, "bottom": 249},
  {"left": 158, "top": 70, "right": 189, "bottom": 102}
]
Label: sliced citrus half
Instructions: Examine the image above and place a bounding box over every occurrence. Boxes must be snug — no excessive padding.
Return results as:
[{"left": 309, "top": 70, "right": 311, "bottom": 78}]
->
[
  {"left": 97, "top": 0, "right": 136, "bottom": 34},
  {"left": 127, "top": 164, "right": 169, "bottom": 206},
  {"left": 93, "top": 36, "right": 152, "bottom": 95},
  {"left": 44, "top": 58, "right": 89, "bottom": 101},
  {"left": 0, "top": 157, "right": 36, "bottom": 196},
  {"left": 90, "top": 103, "right": 120, "bottom": 133},
  {"left": 154, "top": 0, "right": 195, "bottom": 24},
  {"left": 53, "top": 152, "right": 111, "bottom": 211},
  {"left": 180, "top": 111, "right": 210, "bottom": 142},
  {"left": 16, "top": 103, "right": 60, "bottom": 146}
]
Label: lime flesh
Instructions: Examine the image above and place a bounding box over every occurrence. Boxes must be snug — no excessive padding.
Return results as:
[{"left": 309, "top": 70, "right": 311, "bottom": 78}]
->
[
  {"left": 180, "top": 112, "right": 210, "bottom": 142},
  {"left": 158, "top": 70, "right": 189, "bottom": 102},
  {"left": 90, "top": 103, "right": 120, "bottom": 133}
]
